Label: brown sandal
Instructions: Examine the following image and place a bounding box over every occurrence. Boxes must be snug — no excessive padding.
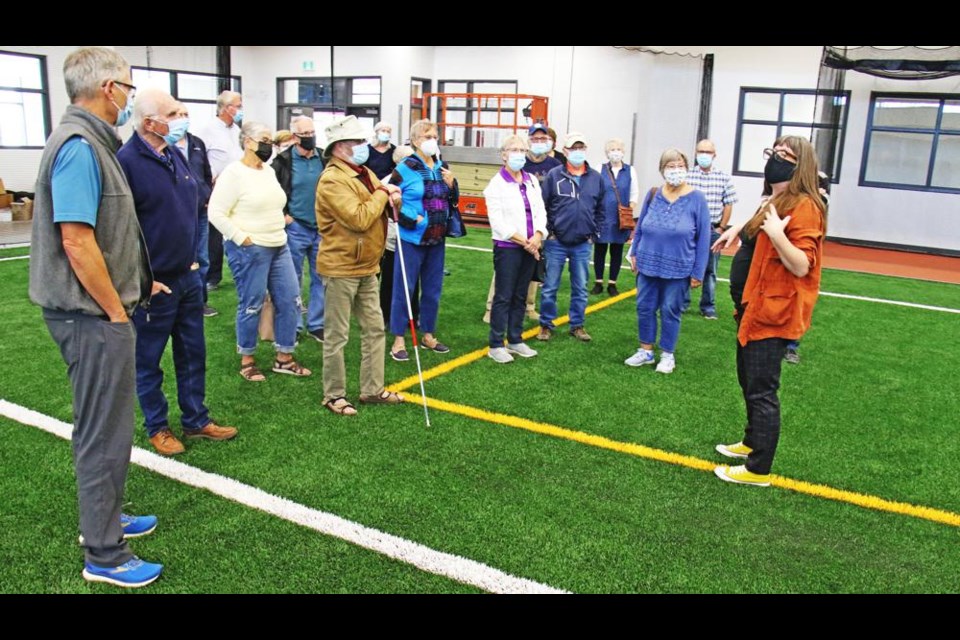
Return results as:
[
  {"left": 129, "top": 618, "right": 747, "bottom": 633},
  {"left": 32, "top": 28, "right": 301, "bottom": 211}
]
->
[
  {"left": 240, "top": 362, "right": 266, "bottom": 382},
  {"left": 359, "top": 390, "right": 405, "bottom": 405},
  {"left": 272, "top": 357, "right": 312, "bottom": 377},
  {"left": 324, "top": 397, "right": 357, "bottom": 416}
]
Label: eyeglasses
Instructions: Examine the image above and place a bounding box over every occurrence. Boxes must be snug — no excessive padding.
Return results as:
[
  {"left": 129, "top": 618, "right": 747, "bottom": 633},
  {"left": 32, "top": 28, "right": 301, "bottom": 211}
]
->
[
  {"left": 295, "top": 131, "right": 316, "bottom": 137},
  {"left": 530, "top": 136, "right": 550, "bottom": 143},
  {"left": 113, "top": 80, "right": 137, "bottom": 99},
  {"left": 763, "top": 147, "right": 798, "bottom": 164}
]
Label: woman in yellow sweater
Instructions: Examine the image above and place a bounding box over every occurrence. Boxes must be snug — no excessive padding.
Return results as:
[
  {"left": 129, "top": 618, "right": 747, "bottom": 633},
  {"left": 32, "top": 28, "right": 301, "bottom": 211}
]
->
[{"left": 209, "top": 121, "right": 312, "bottom": 381}]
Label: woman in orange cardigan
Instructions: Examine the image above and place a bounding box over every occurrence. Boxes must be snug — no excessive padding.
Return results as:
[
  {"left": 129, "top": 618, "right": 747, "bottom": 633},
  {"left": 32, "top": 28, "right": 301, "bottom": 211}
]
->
[{"left": 711, "top": 135, "right": 826, "bottom": 486}]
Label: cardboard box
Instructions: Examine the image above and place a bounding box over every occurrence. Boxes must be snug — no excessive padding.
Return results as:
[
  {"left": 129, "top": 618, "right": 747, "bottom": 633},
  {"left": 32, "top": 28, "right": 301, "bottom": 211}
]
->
[
  {"left": 11, "top": 198, "right": 33, "bottom": 221},
  {"left": 0, "top": 178, "right": 11, "bottom": 209}
]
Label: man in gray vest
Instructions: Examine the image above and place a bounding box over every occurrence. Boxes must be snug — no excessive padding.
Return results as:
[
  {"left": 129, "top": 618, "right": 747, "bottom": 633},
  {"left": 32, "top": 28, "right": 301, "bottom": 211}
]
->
[{"left": 28, "top": 47, "right": 163, "bottom": 588}]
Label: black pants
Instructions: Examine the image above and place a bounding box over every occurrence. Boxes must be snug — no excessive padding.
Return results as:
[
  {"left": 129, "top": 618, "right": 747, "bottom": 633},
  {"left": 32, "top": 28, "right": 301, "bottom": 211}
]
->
[
  {"left": 593, "top": 242, "right": 624, "bottom": 282},
  {"left": 207, "top": 222, "right": 224, "bottom": 287},
  {"left": 379, "top": 248, "right": 418, "bottom": 329},
  {"left": 489, "top": 246, "right": 537, "bottom": 348},
  {"left": 736, "top": 336, "right": 789, "bottom": 474}
]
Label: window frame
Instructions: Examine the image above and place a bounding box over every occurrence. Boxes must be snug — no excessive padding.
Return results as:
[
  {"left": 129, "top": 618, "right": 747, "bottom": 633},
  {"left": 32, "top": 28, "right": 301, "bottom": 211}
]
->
[
  {"left": 0, "top": 49, "right": 51, "bottom": 150},
  {"left": 859, "top": 90, "right": 960, "bottom": 194},
  {"left": 732, "top": 86, "right": 850, "bottom": 182},
  {"left": 275, "top": 75, "right": 381, "bottom": 130}
]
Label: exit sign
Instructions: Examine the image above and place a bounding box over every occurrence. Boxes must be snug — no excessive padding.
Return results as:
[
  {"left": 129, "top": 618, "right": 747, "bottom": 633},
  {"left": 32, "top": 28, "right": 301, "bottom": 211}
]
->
[{"left": 302, "top": 60, "right": 315, "bottom": 72}]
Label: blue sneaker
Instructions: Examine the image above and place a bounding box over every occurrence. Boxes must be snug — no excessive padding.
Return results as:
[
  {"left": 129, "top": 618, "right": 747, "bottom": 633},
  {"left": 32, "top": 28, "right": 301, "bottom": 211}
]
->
[
  {"left": 79, "top": 513, "right": 157, "bottom": 545},
  {"left": 120, "top": 513, "right": 158, "bottom": 538},
  {"left": 82, "top": 556, "right": 163, "bottom": 588}
]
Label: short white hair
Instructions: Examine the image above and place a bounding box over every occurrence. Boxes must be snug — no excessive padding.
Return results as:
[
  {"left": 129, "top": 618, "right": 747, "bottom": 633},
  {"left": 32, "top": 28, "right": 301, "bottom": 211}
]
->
[
  {"left": 374, "top": 121, "right": 392, "bottom": 132},
  {"left": 63, "top": 47, "right": 130, "bottom": 102},
  {"left": 290, "top": 115, "right": 313, "bottom": 133},
  {"left": 240, "top": 121, "right": 272, "bottom": 146},
  {"left": 132, "top": 87, "right": 171, "bottom": 132},
  {"left": 216, "top": 90, "right": 242, "bottom": 115}
]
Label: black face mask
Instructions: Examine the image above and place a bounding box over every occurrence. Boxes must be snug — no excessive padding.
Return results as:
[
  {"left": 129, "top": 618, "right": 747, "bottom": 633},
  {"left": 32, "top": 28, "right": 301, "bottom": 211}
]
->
[
  {"left": 764, "top": 155, "right": 796, "bottom": 185},
  {"left": 254, "top": 141, "right": 273, "bottom": 163},
  {"left": 297, "top": 135, "right": 316, "bottom": 151}
]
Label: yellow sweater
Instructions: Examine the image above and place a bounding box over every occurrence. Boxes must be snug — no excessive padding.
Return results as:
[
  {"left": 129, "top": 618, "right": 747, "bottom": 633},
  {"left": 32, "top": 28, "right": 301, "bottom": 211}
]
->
[{"left": 208, "top": 160, "right": 288, "bottom": 247}]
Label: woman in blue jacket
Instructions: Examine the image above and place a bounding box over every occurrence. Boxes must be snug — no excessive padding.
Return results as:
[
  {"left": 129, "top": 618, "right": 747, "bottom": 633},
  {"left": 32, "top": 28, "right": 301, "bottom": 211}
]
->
[
  {"left": 388, "top": 119, "right": 458, "bottom": 361},
  {"left": 625, "top": 148, "right": 711, "bottom": 374},
  {"left": 594, "top": 138, "right": 638, "bottom": 297}
]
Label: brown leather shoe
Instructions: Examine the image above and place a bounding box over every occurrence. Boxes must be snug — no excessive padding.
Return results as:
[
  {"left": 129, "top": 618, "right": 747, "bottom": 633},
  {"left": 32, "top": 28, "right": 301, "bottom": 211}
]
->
[
  {"left": 183, "top": 422, "right": 238, "bottom": 441},
  {"left": 536, "top": 326, "right": 552, "bottom": 341},
  {"left": 149, "top": 429, "right": 185, "bottom": 456},
  {"left": 569, "top": 326, "right": 592, "bottom": 342}
]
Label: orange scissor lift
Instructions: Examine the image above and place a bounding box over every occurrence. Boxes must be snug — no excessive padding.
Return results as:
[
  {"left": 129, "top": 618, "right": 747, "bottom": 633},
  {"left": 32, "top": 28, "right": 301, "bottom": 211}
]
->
[{"left": 422, "top": 92, "right": 549, "bottom": 222}]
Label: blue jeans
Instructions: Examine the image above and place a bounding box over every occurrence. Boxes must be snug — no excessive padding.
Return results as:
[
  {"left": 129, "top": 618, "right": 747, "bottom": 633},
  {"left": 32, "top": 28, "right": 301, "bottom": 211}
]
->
[
  {"left": 636, "top": 272, "right": 688, "bottom": 353},
  {"left": 224, "top": 241, "right": 300, "bottom": 355},
  {"left": 197, "top": 207, "right": 210, "bottom": 302},
  {"left": 132, "top": 269, "right": 210, "bottom": 437},
  {"left": 683, "top": 228, "right": 720, "bottom": 315},
  {"left": 390, "top": 240, "right": 445, "bottom": 336},
  {"left": 286, "top": 220, "right": 324, "bottom": 332},
  {"left": 540, "top": 239, "right": 591, "bottom": 330}
]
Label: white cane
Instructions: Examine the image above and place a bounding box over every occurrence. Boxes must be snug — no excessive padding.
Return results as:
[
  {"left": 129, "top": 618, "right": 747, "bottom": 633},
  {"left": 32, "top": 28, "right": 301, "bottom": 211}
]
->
[{"left": 389, "top": 200, "right": 431, "bottom": 428}]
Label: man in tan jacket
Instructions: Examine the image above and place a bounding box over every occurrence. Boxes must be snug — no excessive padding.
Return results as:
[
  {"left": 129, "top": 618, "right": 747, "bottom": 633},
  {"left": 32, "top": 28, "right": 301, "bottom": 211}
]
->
[{"left": 315, "top": 116, "right": 405, "bottom": 415}]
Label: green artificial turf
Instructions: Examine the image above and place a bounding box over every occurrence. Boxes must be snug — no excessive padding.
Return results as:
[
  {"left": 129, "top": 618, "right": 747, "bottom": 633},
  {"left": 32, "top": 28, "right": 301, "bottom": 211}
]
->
[{"left": 1, "top": 227, "right": 958, "bottom": 593}]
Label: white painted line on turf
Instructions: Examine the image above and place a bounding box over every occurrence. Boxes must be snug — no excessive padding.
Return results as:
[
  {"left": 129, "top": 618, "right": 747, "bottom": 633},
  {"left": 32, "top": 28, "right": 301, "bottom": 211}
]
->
[
  {"left": 0, "top": 398, "right": 568, "bottom": 595},
  {"left": 446, "top": 245, "right": 960, "bottom": 315},
  {"left": 0, "top": 254, "right": 29, "bottom": 262}
]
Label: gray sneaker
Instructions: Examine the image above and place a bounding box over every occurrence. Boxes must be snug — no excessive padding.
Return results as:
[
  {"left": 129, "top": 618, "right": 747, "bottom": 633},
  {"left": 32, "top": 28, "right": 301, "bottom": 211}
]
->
[
  {"left": 487, "top": 347, "right": 514, "bottom": 364},
  {"left": 624, "top": 348, "right": 655, "bottom": 367},
  {"left": 784, "top": 348, "right": 800, "bottom": 364},
  {"left": 506, "top": 342, "right": 538, "bottom": 358}
]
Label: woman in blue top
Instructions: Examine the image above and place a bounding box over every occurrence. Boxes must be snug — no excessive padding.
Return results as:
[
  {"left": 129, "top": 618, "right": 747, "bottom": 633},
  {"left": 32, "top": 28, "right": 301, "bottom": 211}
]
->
[
  {"left": 625, "top": 148, "right": 711, "bottom": 374},
  {"left": 594, "top": 138, "right": 639, "bottom": 297},
  {"left": 388, "top": 119, "right": 458, "bottom": 361}
]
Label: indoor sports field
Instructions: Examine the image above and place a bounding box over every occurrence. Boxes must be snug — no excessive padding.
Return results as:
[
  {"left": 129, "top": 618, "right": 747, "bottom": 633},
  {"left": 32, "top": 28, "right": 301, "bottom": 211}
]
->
[{"left": 1, "top": 228, "right": 958, "bottom": 594}]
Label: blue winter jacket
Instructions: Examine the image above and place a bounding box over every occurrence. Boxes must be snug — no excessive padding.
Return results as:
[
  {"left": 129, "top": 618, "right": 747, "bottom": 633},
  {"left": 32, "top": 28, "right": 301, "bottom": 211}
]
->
[{"left": 541, "top": 163, "right": 605, "bottom": 246}]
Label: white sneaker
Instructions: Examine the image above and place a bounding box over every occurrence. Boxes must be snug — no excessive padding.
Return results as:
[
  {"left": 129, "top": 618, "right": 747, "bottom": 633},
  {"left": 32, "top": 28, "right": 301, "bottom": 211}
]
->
[
  {"left": 505, "top": 343, "right": 538, "bottom": 358},
  {"left": 487, "top": 347, "right": 514, "bottom": 364},
  {"left": 624, "top": 349, "right": 655, "bottom": 367},
  {"left": 655, "top": 352, "right": 676, "bottom": 374}
]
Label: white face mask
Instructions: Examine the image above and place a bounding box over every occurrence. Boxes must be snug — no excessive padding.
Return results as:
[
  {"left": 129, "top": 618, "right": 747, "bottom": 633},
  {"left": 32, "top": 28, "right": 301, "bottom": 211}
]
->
[
  {"left": 419, "top": 138, "right": 439, "bottom": 157},
  {"left": 664, "top": 168, "right": 688, "bottom": 187},
  {"left": 607, "top": 150, "right": 624, "bottom": 163}
]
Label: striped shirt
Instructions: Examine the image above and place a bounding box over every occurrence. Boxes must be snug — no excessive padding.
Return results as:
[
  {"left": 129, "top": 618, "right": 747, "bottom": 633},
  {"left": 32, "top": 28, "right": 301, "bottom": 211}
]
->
[{"left": 686, "top": 165, "right": 737, "bottom": 224}]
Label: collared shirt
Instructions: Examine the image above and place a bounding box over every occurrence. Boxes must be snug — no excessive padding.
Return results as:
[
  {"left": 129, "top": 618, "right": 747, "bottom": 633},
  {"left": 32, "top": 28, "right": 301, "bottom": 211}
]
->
[
  {"left": 686, "top": 165, "right": 738, "bottom": 224},
  {"left": 194, "top": 116, "right": 242, "bottom": 178},
  {"left": 289, "top": 147, "right": 323, "bottom": 228}
]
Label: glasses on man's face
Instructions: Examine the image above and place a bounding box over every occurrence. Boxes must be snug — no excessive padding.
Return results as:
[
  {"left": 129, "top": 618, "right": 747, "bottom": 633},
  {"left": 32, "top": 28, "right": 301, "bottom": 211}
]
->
[
  {"left": 113, "top": 80, "right": 137, "bottom": 100},
  {"left": 763, "top": 147, "right": 798, "bottom": 164},
  {"left": 530, "top": 136, "right": 550, "bottom": 143},
  {"left": 295, "top": 131, "right": 315, "bottom": 137}
]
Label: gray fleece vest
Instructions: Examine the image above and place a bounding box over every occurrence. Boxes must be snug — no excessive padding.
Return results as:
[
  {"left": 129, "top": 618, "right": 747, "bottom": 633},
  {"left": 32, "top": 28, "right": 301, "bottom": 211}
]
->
[{"left": 29, "top": 106, "right": 151, "bottom": 316}]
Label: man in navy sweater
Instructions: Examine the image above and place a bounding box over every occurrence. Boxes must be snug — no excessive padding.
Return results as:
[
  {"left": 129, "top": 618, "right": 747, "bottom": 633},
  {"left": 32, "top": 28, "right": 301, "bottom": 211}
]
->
[
  {"left": 537, "top": 132, "right": 605, "bottom": 342},
  {"left": 117, "top": 88, "right": 237, "bottom": 456}
]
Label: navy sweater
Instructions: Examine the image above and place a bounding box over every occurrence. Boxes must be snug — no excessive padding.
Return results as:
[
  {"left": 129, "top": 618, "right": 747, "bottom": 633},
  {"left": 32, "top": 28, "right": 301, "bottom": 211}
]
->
[{"left": 118, "top": 133, "right": 199, "bottom": 278}]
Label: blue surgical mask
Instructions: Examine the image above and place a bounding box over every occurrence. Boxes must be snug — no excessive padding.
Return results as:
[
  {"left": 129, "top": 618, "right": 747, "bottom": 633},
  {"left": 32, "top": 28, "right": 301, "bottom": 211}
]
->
[
  {"left": 507, "top": 152, "right": 526, "bottom": 172},
  {"left": 567, "top": 150, "right": 586, "bottom": 167},
  {"left": 696, "top": 153, "right": 713, "bottom": 169},
  {"left": 350, "top": 142, "right": 370, "bottom": 165},
  {"left": 377, "top": 131, "right": 391, "bottom": 143},
  {"left": 112, "top": 86, "right": 132, "bottom": 127},
  {"left": 530, "top": 142, "right": 550, "bottom": 156},
  {"left": 232, "top": 109, "right": 244, "bottom": 125},
  {"left": 161, "top": 117, "right": 189, "bottom": 146}
]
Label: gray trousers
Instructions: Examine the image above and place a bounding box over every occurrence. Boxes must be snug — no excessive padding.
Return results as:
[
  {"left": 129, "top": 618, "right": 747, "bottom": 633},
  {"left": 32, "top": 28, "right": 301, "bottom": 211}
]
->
[{"left": 44, "top": 309, "right": 136, "bottom": 567}]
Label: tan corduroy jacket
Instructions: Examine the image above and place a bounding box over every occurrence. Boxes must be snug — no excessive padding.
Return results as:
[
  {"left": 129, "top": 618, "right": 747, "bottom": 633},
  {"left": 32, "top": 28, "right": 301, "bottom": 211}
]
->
[{"left": 315, "top": 156, "right": 390, "bottom": 278}]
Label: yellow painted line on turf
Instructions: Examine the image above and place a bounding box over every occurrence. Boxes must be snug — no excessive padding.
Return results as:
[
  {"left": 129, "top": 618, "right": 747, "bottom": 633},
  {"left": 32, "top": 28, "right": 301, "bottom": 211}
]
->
[
  {"left": 390, "top": 288, "right": 638, "bottom": 392},
  {"left": 400, "top": 392, "right": 960, "bottom": 529}
]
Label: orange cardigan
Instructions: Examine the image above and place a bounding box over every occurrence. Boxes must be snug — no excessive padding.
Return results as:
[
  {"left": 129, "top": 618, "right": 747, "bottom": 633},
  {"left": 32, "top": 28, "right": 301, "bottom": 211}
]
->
[{"left": 737, "top": 196, "right": 825, "bottom": 346}]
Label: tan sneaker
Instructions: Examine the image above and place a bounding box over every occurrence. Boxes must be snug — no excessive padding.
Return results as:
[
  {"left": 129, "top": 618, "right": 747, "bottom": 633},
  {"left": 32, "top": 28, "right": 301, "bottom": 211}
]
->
[
  {"left": 149, "top": 429, "right": 185, "bottom": 456},
  {"left": 536, "top": 326, "right": 552, "bottom": 341},
  {"left": 569, "top": 326, "right": 592, "bottom": 342},
  {"left": 184, "top": 422, "right": 238, "bottom": 441}
]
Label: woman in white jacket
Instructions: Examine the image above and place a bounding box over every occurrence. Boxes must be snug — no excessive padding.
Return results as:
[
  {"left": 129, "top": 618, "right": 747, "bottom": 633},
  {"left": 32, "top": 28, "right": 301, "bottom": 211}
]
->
[{"left": 483, "top": 135, "right": 549, "bottom": 363}]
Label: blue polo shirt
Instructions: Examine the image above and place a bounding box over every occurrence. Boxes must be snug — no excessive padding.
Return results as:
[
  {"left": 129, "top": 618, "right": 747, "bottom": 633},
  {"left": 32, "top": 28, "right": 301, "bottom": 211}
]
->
[
  {"left": 51, "top": 136, "right": 101, "bottom": 227},
  {"left": 289, "top": 149, "right": 323, "bottom": 229}
]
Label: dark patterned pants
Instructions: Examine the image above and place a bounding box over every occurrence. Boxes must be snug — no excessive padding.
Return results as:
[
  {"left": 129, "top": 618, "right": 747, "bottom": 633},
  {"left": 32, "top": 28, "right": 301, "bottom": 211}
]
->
[{"left": 736, "top": 336, "right": 790, "bottom": 474}]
